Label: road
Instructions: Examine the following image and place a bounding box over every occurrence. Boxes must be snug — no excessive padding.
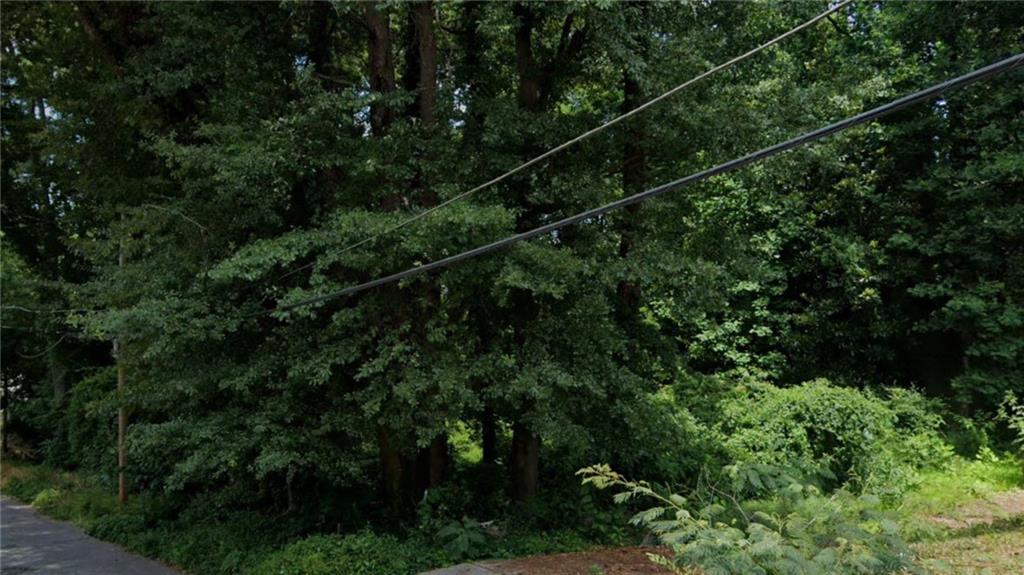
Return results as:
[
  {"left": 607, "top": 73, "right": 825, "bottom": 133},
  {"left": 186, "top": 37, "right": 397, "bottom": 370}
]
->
[{"left": 0, "top": 497, "right": 178, "bottom": 574}]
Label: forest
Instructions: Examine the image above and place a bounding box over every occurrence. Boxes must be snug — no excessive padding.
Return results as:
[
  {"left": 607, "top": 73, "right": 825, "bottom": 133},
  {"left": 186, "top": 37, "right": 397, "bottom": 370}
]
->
[{"left": 1, "top": 1, "right": 1022, "bottom": 574}]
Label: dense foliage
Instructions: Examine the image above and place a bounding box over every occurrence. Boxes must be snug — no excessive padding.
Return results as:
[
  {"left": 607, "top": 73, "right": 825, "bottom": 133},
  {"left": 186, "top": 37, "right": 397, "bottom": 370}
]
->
[{"left": 2, "top": 1, "right": 1022, "bottom": 573}]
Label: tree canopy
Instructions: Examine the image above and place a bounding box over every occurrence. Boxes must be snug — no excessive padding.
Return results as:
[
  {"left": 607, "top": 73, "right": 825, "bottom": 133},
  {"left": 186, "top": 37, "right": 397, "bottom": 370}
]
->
[{"left": 2, "top": 0, "right": 1022, "bottom": 531}]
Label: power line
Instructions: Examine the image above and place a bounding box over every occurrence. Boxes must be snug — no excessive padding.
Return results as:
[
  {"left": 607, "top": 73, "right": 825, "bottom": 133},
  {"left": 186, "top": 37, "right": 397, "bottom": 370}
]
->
[
  {"left": 16, "top": 334, "right": 68, "bottom": 359},
  {"left": 275, "top": 0, "right": 853, "bottom": 281},
  {"left": 1, "top": 305, "right": 93, "bottom": 315},
  {"left": 266, "top": 52, "right": 1023, "bottom": 316}
]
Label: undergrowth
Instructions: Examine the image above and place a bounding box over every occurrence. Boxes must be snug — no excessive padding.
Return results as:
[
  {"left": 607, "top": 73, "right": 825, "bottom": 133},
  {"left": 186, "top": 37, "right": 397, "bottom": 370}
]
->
[{"left": 0, "top": 459, "right": 615, "bottom": 575}]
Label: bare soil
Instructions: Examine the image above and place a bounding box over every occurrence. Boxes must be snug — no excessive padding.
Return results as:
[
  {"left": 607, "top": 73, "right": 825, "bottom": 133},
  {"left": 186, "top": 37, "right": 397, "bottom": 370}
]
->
[
  {"left": 498, "top": 546, "right": 674, "bottom": 575},
  {"left": 926, "top": 489, "right": 1024, "bottom": 529}
]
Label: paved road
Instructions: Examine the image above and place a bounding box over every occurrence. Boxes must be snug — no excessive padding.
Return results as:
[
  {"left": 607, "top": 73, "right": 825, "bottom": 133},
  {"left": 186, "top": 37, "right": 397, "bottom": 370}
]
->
[{"left": 0, "top": 497, "right": 178, "bottom": 574}]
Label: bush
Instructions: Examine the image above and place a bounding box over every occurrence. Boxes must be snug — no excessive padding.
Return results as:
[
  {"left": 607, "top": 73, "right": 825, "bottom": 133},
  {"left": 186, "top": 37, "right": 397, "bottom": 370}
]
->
[
  {"left": 580, "top": 464, "right": 921, "bottom": 575},
  {"left": 944, "top": 414, "right": 993, "bottom": 458},
  {"left": 718, "top": 380, "right": 950, "bottom": 499},
  {"left": 998, "top": 392, "right": 1024, "bottom": 455},
  {"left": 41, "top": 367, "right": 118, "bottom": 473},
  {"left": 252, "top": 531, "right": 448, "bottom": 575}
]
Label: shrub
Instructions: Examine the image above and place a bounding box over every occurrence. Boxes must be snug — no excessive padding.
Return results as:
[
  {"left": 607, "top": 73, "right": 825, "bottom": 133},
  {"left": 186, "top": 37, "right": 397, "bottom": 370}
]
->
[
  {"left": 944, "top": 415, "right": 993, "bottom": 458},
  {"left": 252, "top": 531, "right": 448, "bottom": 575},
  {"left": 40, "top": 367, "right": 118, "bottom": 473},
  {"left": 718, "top": 380, "right": 949, "bottom": 499},
  {"left": 998, "top": 392, "right": 1024, "bottom": 455},
  {"left": 32, "top": 487, "right": 64, "bottom": 510},
  {"left": 435, "top": 517, "right": 487, "bottom": 560},
  {"left": 580, "top": 464, "right": 921, "bottom": 575}
]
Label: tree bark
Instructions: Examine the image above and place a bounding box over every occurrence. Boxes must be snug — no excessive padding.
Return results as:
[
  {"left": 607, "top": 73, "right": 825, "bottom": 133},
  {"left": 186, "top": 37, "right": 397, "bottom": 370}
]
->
[
  {"left": 117, "top": 234, "right": 127, "bottom": 505},
  {"left": 513, "top": 4, "right": 542, "bottom": 113},
  {"left": 481, "top": 406, "right": 497, "bottom": 465},
  {"left": 403, "top": 2, "right": 437, "bottom": 124},
  {"left": 117, "top": 347, "right": 127, "bottom": 504},
  {"left": 459, "top": 2, "right": 487, "bottom": 152},
  {"left": 401, "top": 1, "right": 439, "bottom": 207},
  {"left": 307, "top": 1, "right": 336, "bottom": 79},
  {"left": 72, "top": 3, "right": 124, "bottom": 75},
  {"left": 406, "top": 3, "right": 448, "bottom": 488},
  {"left": 507, "top": 3, "right": 545, "bottom": 501},
  {"left": 1, "top": 379, "right": 9, "bottom": 456},
  {"left": 377, "top": 427, "right": 404, "bottom": 503},
  {"left": 365, "top": 3, "right": 406, "bottom": 506},
  {"left": 617, "top": 69, "right": 646, "bottom": 319},
  {"left": 509, "top": 422, "right": 540, "bottom": 502},
  {"left": 366, "top": 3, "right": 396, "bottom": 135},
  {"left": 47, "top": 347, "right": 68, "bottom": 403},
  {"left": 415, "top": 433, "right": 449, "bottom": 495}
]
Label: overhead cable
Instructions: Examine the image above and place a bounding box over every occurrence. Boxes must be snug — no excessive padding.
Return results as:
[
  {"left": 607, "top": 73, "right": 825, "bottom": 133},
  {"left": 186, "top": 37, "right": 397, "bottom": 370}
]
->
[
  {"left": 267, "top": 52, "right": 1024, "bottom": 315},
  {"left": 275, "top": 0, "right": 853, "bottom": 281}
]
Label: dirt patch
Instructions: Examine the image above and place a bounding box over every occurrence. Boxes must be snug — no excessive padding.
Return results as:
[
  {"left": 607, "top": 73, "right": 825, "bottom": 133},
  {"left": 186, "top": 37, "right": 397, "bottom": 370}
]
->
[
  {"left": 927, "top": 489, "right": 1024, "bottom": 529},
  {"left": 913, "top": 523, "right": 1024, "bottom": 575},
  {"left": 498, "top": 546, "right": 674, "bottom": 575}
]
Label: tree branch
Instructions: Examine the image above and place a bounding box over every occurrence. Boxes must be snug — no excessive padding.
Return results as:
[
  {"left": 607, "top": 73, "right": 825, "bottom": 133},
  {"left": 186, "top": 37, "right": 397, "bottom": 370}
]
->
[{"left": 72, "top": 3, "right": 123, "bottom": 76}]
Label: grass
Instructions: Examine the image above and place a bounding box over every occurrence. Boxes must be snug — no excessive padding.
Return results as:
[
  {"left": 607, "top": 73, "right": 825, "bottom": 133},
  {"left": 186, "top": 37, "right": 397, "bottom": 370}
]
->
[
  {"left": 0, "top": 460, "right": 120, "bottom": 526},
  {"left": 900, "top": 453, "right": 1023, "bottom": 518},
  {"left": 914, "top": 517, "right": 1024, "bottom": 574},
  {"left": 901, "top": 453, "right": 1024, "bottom": 574}
]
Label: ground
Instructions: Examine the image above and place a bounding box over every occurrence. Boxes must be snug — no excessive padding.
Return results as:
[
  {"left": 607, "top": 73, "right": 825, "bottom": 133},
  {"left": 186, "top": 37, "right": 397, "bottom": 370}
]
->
[
  {"left": 1, "top": 459, "right": 1021, "bottom": 574},
  {"left": 912, "top": 488, "right": 1024, "bottom": 575},
  {"left": 427, "top": 475, "right": 1024, "bottom": 574},
  {"left": 422, "top": 548, "right": 673, "bottom": 575}
]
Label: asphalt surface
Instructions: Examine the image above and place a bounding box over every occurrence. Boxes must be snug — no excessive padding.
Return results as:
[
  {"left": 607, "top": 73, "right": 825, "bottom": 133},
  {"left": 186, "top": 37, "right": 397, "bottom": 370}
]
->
[{"left": 0, "top": 497, "right": 178, "bottom": 574}]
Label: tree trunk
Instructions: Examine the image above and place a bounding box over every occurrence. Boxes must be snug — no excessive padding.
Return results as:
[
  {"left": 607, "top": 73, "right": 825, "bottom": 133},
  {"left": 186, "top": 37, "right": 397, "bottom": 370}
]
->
[
  {"left": 117, "top": 235, "right": 127, "bottom": 505},
  {"left": 617, "top": 69, "right": 646, "bottom": 319},
  {"left": 459, "top": 2, "right": 487, "bottom": 152},
  {"left": 405, "top": 1, "right": 448, "bottom": 490},
  {"left": 369, "top": 2, "right": 450, "bottom": 505},
  {"left": 307, "top": 1, "right": 336, "bottom": 79},
  {"left": 513, "top": 4, "right": 542, "bottom": 113},
  {"left": 481, "top": 406, "right": 497, "bottom": 465},
  {"left": 366, "top": 3, "right": 396, "bottom": 135},
  {"left": 507, "top": 3, "right": 544, "bottom": 501},
  {"left": 509, "top": 422, "right": 540, "bottom": 502},
  {"left": 366, "top": 3, "right": 401, "bottom": 505},
  {"left": 415, "top": 433, "right": 449, "bottom": 496},
  {"left": 377, "top": 427, "right": 404, "bottom": 503},
  {"left": 402, "top": 1, "right": 439, "bottom": 208},
  {"left": 404, "top": 2, "right": 437, "bottom": 124},
  {"left": 1, "top": 379, "right": 9, "bottom": 456},
  {"left": 47, "top": 347, "right": 68, "bottom": 403},
  {"left": 117, "top": 348, "right": 127, "bottom": 504}
]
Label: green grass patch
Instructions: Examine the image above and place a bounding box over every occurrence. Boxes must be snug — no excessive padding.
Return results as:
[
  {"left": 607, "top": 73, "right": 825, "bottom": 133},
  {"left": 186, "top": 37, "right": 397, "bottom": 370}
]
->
[
  {"left": 1, "top": 460, "right": 120, "bottom": 527},
  {"left": 901, "top": 453, "right": 1023, "bottom": 518}
]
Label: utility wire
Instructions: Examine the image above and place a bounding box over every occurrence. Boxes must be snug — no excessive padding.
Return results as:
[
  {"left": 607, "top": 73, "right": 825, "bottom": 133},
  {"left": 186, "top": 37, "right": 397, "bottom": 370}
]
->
[
  {"left": 275, "top": 0, "right": 853, "bottom": 281},
  {"left": 1, "top": 305, "right": 93, "bottom": 315},
  {"left": 16, "top": 334, "right": 69, "bottom": 359},
  {"left": 266, "top": 53, "right": 1023, "bottom": 316}
]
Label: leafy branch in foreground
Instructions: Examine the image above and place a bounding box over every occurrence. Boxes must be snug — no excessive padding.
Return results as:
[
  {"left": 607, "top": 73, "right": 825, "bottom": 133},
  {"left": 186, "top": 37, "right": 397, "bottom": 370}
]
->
[
  {"left": 579, "top": 463, "right": 921, "bottom": 575},
  {"left": 998, "top": 393, "right": 1024, "bottom": 456}
]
